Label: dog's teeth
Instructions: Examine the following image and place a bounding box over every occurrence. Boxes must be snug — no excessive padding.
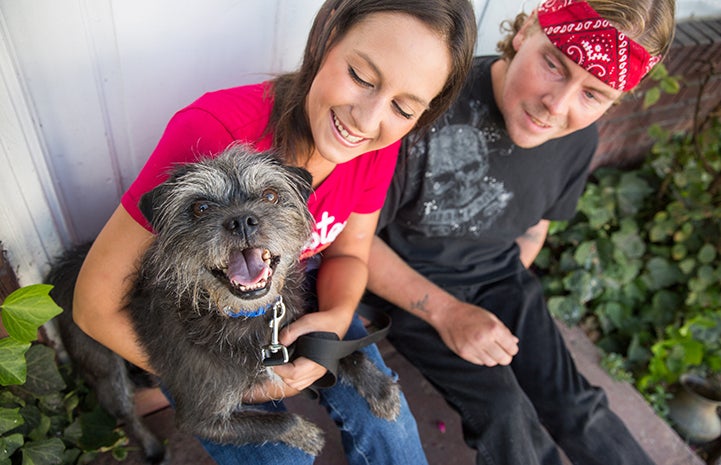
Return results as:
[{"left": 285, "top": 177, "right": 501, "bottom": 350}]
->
[
  {"left": 237, "top": 278, "right": 269, "bottom": 292},
  {"left": 262, "top": 249, "right": 271, "bottom": 260}
]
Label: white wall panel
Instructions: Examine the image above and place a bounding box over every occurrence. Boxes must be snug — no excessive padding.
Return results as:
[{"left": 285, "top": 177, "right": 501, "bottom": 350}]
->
[{"left": 0, "top": 0, "right": 715, "bottom": 284}]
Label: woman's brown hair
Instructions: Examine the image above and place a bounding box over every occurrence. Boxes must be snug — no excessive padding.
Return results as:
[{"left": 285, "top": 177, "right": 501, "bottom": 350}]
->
[{"left": 267, "top": 0, "right": 477, "bottom": 165}]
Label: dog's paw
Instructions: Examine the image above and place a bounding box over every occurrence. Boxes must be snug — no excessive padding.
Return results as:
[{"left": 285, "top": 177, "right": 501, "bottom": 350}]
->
[
  {"left": 368, "top": 381, "right": 401, "bottom": 421},
  {"left": 279, "top": 415, "right": 325, "bottom": 456},
  {"left": 339, "top": 352, "right": 401, "bottom": 421}
]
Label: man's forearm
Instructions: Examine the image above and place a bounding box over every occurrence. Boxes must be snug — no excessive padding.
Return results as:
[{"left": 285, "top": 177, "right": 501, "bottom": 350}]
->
[
  {"left": 367, "top": 236, "right": 457, "bottom": 325},
  {"left": 515, "top": 219, "right": 550, "bottom": 268}
]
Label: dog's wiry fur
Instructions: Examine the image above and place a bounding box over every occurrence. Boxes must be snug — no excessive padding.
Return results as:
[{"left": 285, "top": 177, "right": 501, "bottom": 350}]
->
[{"left": 48, "top": 145, "right": 400, "bottom": 459}]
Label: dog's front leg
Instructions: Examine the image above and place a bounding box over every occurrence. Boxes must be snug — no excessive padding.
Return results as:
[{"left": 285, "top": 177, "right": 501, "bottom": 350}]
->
[
  {"left": 176, "top": 406, "right": 325, "bottom": 456},
  {"left": 338, "top": 351, "right": 401, "bottom": 420}
]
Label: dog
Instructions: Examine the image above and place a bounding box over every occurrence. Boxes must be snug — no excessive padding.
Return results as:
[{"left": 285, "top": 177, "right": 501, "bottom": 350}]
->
[{"left": 48, "top": 145, "right": 400, "bottom": 459}]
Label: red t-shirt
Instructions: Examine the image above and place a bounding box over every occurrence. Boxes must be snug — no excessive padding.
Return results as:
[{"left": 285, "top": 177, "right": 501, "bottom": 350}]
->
[{"left": 121, "top": 83, "right": 399, "bottom": 258}]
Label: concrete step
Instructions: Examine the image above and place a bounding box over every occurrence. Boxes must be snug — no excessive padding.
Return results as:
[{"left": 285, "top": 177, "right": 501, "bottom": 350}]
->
[{"left": 94, "top": 320, "right": 704, "bottom": 465}]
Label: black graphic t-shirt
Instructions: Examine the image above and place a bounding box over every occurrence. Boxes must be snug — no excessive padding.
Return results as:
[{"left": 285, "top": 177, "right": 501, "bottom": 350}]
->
[{"left": 378, "top": 56, "right": 596, "bottom": 287}]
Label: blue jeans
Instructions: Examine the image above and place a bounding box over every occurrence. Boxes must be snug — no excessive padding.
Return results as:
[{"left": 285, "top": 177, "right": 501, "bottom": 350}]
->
[
  {"left": 363, "top": 269, "right": 655, "bottom": 465},
  {"left": 198, "top": 314, "right": 428, "bottom": 465}
]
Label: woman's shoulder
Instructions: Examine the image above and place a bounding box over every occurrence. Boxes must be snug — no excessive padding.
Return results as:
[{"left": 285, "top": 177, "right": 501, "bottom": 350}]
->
[
  {"left": 176, "top": 81, "right": 275, "bottom": 143},
  {"left": 188, "top": 82, "right": 273, "bottom": 115}
]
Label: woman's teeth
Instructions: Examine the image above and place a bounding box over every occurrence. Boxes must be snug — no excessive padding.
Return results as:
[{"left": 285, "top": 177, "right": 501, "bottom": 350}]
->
[{"left": 333, "top": 113, "right": 364, "bottom": 143}]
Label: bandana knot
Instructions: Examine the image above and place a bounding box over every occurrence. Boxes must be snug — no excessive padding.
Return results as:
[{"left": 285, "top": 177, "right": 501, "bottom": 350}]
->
[{"left": 537, "top": 0, "right": 661, "bottom": 91}]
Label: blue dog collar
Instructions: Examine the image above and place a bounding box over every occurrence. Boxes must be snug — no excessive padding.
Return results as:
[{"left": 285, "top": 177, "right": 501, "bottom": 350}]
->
[{"left": 225, "top": 298, "right": 280, "bottom": 319}]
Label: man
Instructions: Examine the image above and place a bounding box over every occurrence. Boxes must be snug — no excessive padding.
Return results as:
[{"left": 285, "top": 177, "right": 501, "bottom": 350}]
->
[{"left": 362, "top": 0, "right": 676, "bottom": 464}]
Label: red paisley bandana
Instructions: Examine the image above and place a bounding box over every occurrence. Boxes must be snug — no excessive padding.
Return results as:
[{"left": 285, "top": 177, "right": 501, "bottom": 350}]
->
[{"left": 537, "top": 0, "right": 661, "bottom": 91}]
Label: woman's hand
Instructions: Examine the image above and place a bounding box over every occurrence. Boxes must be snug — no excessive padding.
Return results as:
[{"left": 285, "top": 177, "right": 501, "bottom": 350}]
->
[
  {"left": 272, "top": 310, "right": 345, "bottom": 391},
  {"left": 245, "top": 211, "right": 379, "bottom": 401}
]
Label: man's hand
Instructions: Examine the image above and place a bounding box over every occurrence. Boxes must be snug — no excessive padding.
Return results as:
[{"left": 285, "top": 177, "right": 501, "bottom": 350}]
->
[{"left": 428, "top": 299, "right": 519, "bottom": 366}]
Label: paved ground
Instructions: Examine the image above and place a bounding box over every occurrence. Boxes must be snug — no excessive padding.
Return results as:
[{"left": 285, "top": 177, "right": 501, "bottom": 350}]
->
[{"left": 91, "top": 323, "right": 704, "bottom": 465}]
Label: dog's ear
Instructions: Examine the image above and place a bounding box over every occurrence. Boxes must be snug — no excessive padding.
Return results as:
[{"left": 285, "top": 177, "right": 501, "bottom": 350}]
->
[
  {"left": 285, "top": 166, "right": 313, "bottom": 202},
  {"left": 139, "top": 184, "right": 169, "bottom": 229},
  {"left": 138, "top": 165, "right": 192, "bottom": 229}
]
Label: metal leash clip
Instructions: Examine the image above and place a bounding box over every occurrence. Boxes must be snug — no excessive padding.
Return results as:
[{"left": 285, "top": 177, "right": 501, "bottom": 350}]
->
[{"left": 261, "top": 296, "right": 290, "bottom": 366}]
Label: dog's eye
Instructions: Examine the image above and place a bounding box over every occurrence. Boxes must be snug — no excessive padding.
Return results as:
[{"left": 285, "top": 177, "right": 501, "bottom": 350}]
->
[
  {"left": 192, "top": 201, "right": 213, "bottom": 217},
  {"left": 261, "top": 188, "right": 279, "bottom": 204}
]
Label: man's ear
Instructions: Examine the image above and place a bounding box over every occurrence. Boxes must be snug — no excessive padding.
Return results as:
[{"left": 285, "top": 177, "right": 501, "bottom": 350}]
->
[
  {"left": 513, "top": 10, "right": 539, "bottom": 51},
  {"left": 285, "top": 165, "right": 313, "bottom": 202}
]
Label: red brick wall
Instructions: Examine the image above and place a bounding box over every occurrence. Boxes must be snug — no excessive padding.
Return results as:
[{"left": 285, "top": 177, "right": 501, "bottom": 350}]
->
[{"left": 592, "top": 17, "right": 721, "bottom": 170}]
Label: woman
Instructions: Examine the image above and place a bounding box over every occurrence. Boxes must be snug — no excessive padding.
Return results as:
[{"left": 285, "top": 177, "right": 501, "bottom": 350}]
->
[{"left": 73, "top": 0, "right": 477, "bottom": 463}]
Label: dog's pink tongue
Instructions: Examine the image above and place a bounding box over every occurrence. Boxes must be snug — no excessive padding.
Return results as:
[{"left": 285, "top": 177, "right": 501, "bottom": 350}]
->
[{"left": 227, "top": 249, "right": 267, "bottom": 286}]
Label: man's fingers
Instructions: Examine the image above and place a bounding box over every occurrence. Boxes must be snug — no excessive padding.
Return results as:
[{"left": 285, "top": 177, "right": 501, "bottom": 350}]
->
[{"left": 499, "top": 336, "right": 520, "bottom": 358}]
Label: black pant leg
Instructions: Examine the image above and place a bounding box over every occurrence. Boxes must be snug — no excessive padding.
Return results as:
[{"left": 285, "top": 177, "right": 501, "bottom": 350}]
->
[
  {"left": 482, "top": 271, "right": 655, "bottom": 465},
  {"left": 362, "top": 268, "right": 655, "bottom": 465},
  {"left": 361, "top": 294, "right": 564, "bottom": 465}
]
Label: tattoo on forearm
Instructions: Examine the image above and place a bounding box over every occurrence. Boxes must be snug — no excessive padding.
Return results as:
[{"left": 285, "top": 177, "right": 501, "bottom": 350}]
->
[{"left": 410, "top": 294, "right": 430, "bottom": 314}]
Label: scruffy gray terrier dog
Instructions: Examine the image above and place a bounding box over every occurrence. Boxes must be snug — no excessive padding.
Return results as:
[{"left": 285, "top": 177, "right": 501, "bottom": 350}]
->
[{"left": 48, "top": 146, "right": 400, "bottom": 460}]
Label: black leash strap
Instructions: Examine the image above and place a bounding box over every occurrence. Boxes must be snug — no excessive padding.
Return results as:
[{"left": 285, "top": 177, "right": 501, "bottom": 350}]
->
[{"left": 263, "top": 305, "right": 391, "bottom": 391}]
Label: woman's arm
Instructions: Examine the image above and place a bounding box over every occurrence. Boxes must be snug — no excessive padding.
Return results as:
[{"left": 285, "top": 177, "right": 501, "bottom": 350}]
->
[
  {"left": 73, "top": 204, "right": 156, "bottom": 372},
  {"left": 272, "top": 210, "right": 379, "bottom": 391},
  {"left": 76, "top": 204, "right": 377, "bottom": 399}
]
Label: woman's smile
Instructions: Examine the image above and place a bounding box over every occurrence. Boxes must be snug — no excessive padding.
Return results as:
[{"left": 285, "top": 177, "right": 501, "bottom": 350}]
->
[
  {"left": 331, "top": 110, "right": 366, "bottom": 146},
  {"left": 305, "top": 12, "right": 451, "bottom": 166}
]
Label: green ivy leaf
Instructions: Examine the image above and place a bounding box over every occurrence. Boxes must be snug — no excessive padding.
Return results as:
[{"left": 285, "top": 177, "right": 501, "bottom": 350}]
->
[
  {"left": 20, "top": 437, "right": 65, "bottom": 465},
  {"left": 1, "top": 285, "right": 62, "bottom": 343},
  {"left": 563, "top": 270, "right": 603, "bottom": 303},
  {"left": 627, "top": 334, "right": 652, "bottom": 365},
  {"left": 0, "top": 407, "right": 24, "bottom": 435},
  {"left": 676, "top": 340, "right": 705, "bottom": 367},
  {"left": 647, "top": 123, "right": 668, "bottom": 141},
  {"left": 0, "top": 433, "right": 24, "bottom": 461},
  {"left": 616, "top": 172, "right": 653, "bottom": 215},
  {"left": 27, "top": 415, "right": 51, "bottom": 443},
  {"left": 698, "top": 243, "right": 717, "bottom": 264},
  {"left": 660, "top": 76, "right": 680, "bottom": 94},
  {"left": 0, "top": 338, "right": 31, "bottom": 386},
  {"left": 671, "top": 243, "right": 687, "bottom": 261},
  {"left": 612, "top": 227, "right": 646, "bottom": 260},
  {"left": 678, "top": 257, "right": 696, "bottom": 275},
  {"left": 573, "top": 241, "right": 598, "bottom": 269},
  {"left": 649, "top": 221, "right": 673, "bottom": 243},
  {"left": 62, "top": 418, "right": 82, "bottom": 446},
  {"left": 646, "top": 290, "right": 681, "bottom": 328},
  {"left": 604, "top": 301, "right": 631, "bottom": 330},
  {"left": 547, "top": 296, "right": 585, "bottom": 325},
  {"left": 649, "top": 63, "right": 669, "bottom": 80},
  {"left": 643, "top": 257, "right": 683, "bottom": 290},
  {"left": 23, "top": 346, "right": 66, "bottom": 397},
  {"left": 77, "top": 406, "right": 124, "bottom": 451},
  {"left": 643, "top": 87, "right": 661, "bottom": 109},
  {"left": 111, "top": 446, "right": 129, "bottom": 461}
]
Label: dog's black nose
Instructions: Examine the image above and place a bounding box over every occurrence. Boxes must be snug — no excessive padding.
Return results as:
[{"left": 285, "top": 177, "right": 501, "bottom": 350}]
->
[{"left": 224, "top": 214, "right": 259, "bottom": 237}]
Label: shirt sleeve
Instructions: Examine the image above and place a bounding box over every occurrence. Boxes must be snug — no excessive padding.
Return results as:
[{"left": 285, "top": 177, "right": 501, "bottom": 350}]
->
[
  {"left": 121, "top": 107, "right": 236, "bottom": 230},
  {"left": 352, "top": 140, "right": 401, "bottom": 214},
  {"left": 543, "top": 126, "right": 598, "bottom": 221}
]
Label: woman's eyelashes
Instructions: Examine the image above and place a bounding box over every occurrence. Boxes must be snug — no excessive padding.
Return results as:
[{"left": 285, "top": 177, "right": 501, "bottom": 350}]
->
[
  {"left": 348, "top": 66, "right": 415, "bottom": 119},
  {"left": 393, "top": 101, "right": 414, "bottom": 119},
  {"left": 348, "top": 65, "right": 373, "bottom": 88},
  {"left": 348, "top": 65, "right": 416, "bottom": 120}
]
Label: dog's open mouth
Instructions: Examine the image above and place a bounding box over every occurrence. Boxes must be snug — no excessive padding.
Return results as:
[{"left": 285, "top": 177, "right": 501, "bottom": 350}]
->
[{"left": 213, "top": 248, "right": 280, "bottom": 299}]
